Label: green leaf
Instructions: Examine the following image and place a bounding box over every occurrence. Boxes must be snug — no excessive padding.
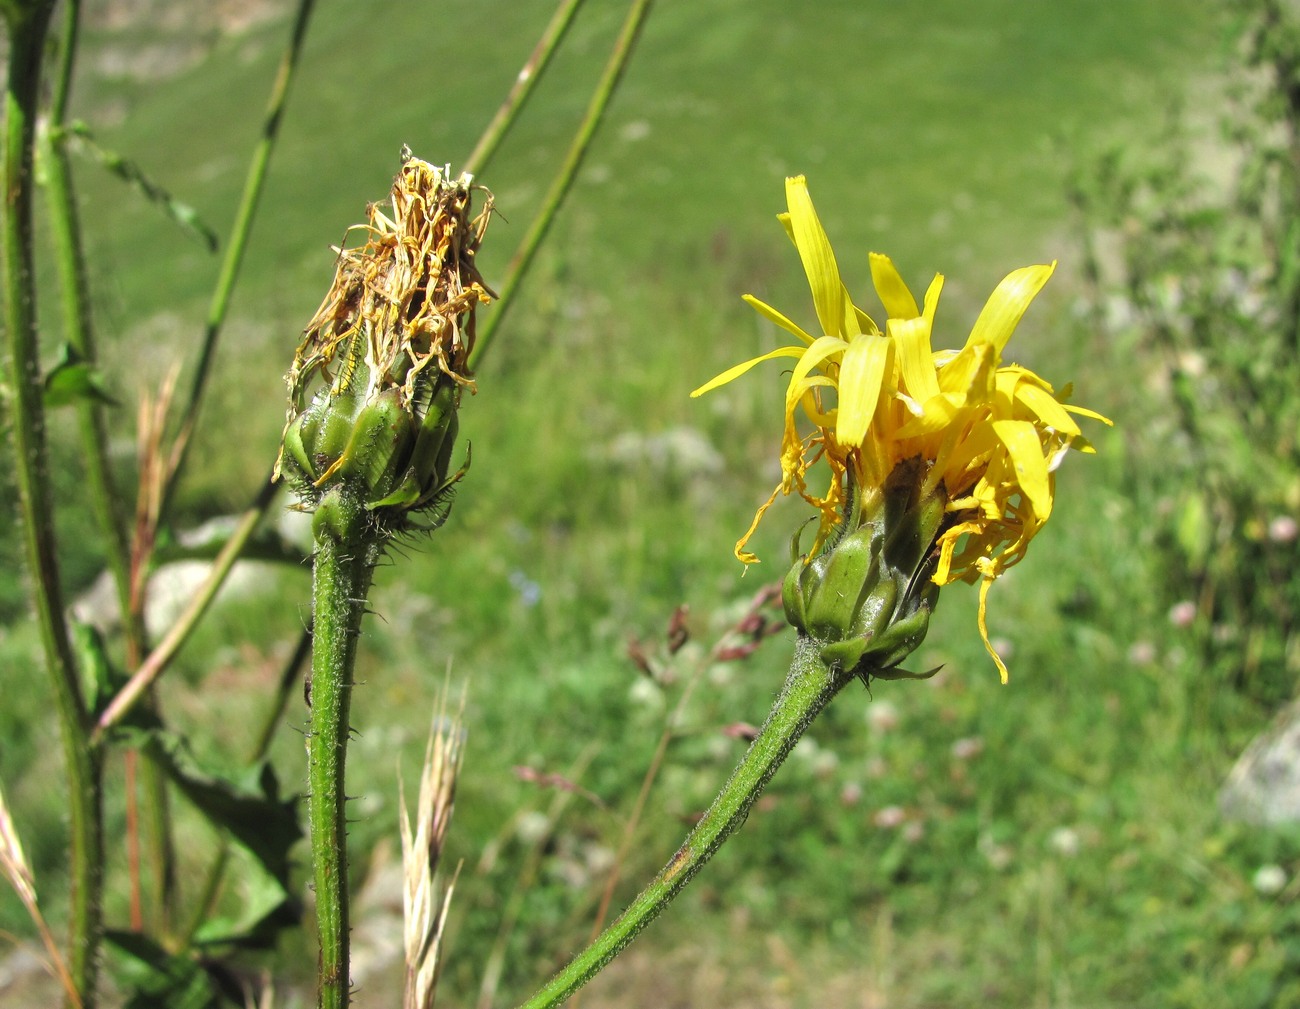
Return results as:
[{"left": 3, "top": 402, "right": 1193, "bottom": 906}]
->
[
  {"left": 191, "top": 841, "right": 299, "bottom": 950},
  {"left": 60, "top": 121, "right": 219, "bottom": 252},
  {"left": 113, "top": 723, "right": 301, "bottom": 893},
  {"left": 43, "top": 342, "right": 118, "bottom": 408},
  {"left": 103, "top": 931, "right": 221, "bottom": 1009},
  {"left": 70, "top": 619, "right": 124, "bottom": 715}
]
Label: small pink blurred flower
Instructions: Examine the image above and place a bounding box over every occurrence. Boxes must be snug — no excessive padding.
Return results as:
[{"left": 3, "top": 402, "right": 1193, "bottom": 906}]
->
[
  {"left": 1168, "top": 600, "right": 1197, "bottom": 628},
  {"left": 1269, "top": 516, "right": 1298, "bottom": 543},
  {"left": 951, "top": 737, "right": 984, "bottom": 761},
  {"left": 1127, "top": 640, "right": 1157, "bottom": 665},
  {"left": 873, "top": 805, "right": 906, "bottom": 829}
]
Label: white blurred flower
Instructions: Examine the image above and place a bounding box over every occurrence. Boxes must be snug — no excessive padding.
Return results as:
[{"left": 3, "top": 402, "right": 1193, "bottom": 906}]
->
[
  {"left": 1048, "top": 826, "right": 1080, "bottom": 858},
  {"left": 515, "top": 811, "right": 551, "bottom": 845},
  {"left": 628, "top": 676, "right": 665, "bottom": 711},
  {"left": 865, "top": 700, "right": 900, "bottom": 734},
  {"left": 1253, "top": 864, "right": 1287, "bottom": 896}
]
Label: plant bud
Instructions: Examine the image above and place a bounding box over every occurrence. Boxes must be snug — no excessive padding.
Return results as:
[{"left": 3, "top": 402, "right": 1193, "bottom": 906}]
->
[
  {"left": 275, "top": 153, "right": 493, "bottom": 542},
  {"left": 783, "top": 459, "right": 946, "bottom": 681}
]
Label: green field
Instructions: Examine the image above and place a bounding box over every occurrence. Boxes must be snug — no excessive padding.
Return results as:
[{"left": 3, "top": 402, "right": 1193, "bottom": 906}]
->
[{"left": 7, "top": 2, "right": 1300, "bottom": 1007}]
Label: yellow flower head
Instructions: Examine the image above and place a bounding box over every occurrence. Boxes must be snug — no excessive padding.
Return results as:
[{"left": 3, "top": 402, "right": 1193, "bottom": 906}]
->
[{"left": 693, "top": 176, "right": 1111, "bottom": 681}]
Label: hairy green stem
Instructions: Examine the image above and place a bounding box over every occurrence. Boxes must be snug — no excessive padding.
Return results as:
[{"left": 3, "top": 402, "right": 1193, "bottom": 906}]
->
[
  {"left": 517, "top": 634, "right": 852, "bottom": 1009},
  {"left": 471, "top": 0, "right": 655, "bottom": 369},
  {"left": 462, "top": 0, "right": 585, "bottom": 178},
  {"left": 167, "top": 0, "right": 315, "bottom": 502},
  {"left": 2, "top": 4, "right": 104, "bottom": 1006},
  {"left": 308, "top": 500, "right": 380, "bottom": 1009},
  {"left": 43, "top": 0, "right": 132, "bottom": 617},
  {"left": 42, "top": 0, "right": 179, "bottom": 934}
]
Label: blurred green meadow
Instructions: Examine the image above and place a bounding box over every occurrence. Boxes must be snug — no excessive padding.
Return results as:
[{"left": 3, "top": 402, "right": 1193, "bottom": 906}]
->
[{"left": 6, "top": 1, "right": 1300, "bottom": 1006}]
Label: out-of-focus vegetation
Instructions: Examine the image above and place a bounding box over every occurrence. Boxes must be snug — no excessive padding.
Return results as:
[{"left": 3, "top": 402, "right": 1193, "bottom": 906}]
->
[{"left": 6, "top": 1, "right": 1300, "bottom": 1007}]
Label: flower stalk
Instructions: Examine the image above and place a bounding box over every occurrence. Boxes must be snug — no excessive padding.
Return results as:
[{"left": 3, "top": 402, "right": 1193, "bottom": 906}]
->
[
  {"left": 280, "top": 154, "right": 493, "bottom": 1009},
  {"left": 518, "top": 635, "right": 852, "bottom": 1009},
  {"left": 521, "top": 175, "right": 1111, "bottom": 1005},
  {"left": 2, "top": 4, "right": 104, "bottom": 1007},
  {"left": 308, "top": 522, "right": 378, "bottom": 1009}
]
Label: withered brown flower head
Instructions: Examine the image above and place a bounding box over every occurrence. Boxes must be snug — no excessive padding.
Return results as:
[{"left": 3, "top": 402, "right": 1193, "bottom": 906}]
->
[
  {"left": 285, "top": 151, "right": 495, "bottom": 416},
  {"left": 276, "top": 151, "right": 495, "bottom": 538}
]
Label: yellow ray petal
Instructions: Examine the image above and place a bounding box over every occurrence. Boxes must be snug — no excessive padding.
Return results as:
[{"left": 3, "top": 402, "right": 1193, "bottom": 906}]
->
[
  {"left": 690, "top": 346, "right": 806, "bottom": 398},
  {"left": 869, "top": 252, "right": 920, "bottom": 320},
  {"left": 966, "top": 261, "right": 1056, "bottom": 353},
  {"left": 893, "top": 392, "right": 960, "bottom": 439},
  {"left": 922, "top": 272, "right": 944, "bottom": 323},
  {"left": 992, "top": 419, "right": 1052, "bottom": 522},
  {"left": 797, "top": 378, "right": 838, "bottom": 426},
  {"left": 785, "top": 176, "right": 847, "bottom": 338},
  {"left": 977, "top": 575, "right": 1010, "bottom": 684},
  {"left": 937, "top": 341, "right": 997, "bottom": 401},
  {"left": 1061, "top": 402, "right": 1114, "bottom": 426},
  {"left": 1012, "top": 381, "right": 1082, "bottom": 437},
  {"left": 742, "top": 294, "right": 816, "bottom": 346},
  {"left": 835, "top": 334, "right": 894, "bottom": 447},
  {"left": 785, "top": 335, "right": 849, "bottom": 406},
  {"left": 890, "top": 315, "right": 941, "bottom": 404},
  {"left": 853, "top": 304, "right": 882, "bottom": 335}
]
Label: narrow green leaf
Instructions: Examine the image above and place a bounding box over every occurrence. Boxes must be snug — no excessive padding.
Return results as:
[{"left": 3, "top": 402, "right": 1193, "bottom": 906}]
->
[{"left": 60, "top": 121, "right": 219, "bottom": 252}]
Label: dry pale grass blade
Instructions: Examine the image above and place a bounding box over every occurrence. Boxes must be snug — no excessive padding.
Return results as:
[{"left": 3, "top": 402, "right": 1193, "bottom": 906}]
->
[
  {"left": 400, "top": 689, "right": 467, "bottom": 1009},
  {"left": 0, "top": 780, "right": 82, "bottom": 1009},
  {"left": 242, "top": 972, "right": 280, "bottom": 1009},
  {"left": 0, "top": 781, "right": 36, "bottom": 908},
  {"left": 129, "top": 362, "right": 189, "bottom": 622}
]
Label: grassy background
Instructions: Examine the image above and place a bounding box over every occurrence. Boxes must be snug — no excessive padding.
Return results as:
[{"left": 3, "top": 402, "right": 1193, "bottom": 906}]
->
[{"left": 5, "top": 1, "right": 1300, "bottom": 1007}]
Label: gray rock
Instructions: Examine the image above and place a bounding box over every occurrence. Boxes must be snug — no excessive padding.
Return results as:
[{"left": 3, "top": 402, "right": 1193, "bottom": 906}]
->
[{"left": 1220, "top": 697, "right": 1300, "bottom": 824}]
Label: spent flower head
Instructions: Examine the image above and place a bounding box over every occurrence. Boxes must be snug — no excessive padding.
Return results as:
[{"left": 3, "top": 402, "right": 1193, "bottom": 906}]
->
[
  {"left": 694, "top": 176, "right": 1111, "bottom": 681},
  {"left": 277, "top": 150, "right": 494, "bottom": 542}
]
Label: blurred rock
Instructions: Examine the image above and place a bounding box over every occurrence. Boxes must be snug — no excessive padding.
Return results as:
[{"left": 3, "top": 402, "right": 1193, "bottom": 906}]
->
[
  {"left": 0, "top": 946, "right": 59, "bottom": 1009},
  {"left": 72, "top": 558, "right": 279, "bottom": 638},
  {"left": 1220, "top": 697, "right": 1300, "bottom": 824},
  {"left": 600, "top": 426, "right": 724, "bottom": 479}
]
